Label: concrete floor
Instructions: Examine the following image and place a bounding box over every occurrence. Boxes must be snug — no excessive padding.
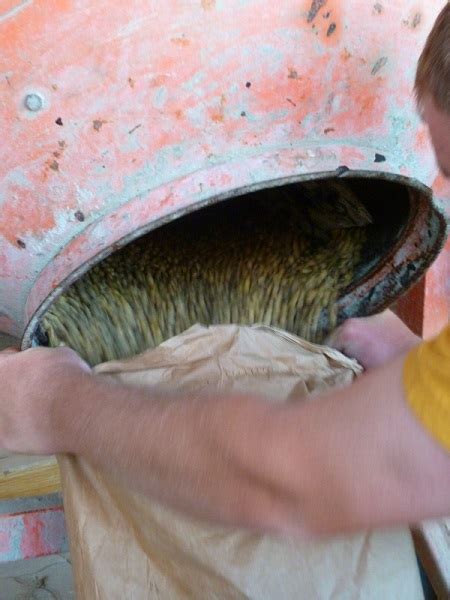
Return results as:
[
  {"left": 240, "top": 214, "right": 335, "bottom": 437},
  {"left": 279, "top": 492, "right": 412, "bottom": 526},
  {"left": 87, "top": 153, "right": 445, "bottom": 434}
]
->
[{"left": 0, "top": 553, "right": 74, "bottom": 600}]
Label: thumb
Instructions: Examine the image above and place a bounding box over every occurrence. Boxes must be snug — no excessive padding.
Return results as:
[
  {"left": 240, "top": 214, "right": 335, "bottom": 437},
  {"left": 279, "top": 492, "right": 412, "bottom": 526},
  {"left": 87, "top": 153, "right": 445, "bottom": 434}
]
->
[{"left": 324, "top": 325, "right": 345, "bottom": 350}]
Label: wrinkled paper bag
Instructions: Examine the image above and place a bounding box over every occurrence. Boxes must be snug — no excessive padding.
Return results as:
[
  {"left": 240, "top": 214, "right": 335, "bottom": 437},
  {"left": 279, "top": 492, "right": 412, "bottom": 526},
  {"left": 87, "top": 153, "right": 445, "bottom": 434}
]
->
[{"left": 59, "top": 325, "right": 423, "bottom": 599}]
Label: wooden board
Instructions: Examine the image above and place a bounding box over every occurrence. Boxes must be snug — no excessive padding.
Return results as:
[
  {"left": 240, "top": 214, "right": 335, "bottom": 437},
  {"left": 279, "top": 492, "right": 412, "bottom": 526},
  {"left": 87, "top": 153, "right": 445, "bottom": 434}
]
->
[
  {"left": 0, "top": 453, "right": 61, "bottom": 500},
  {"left": 397, "top": 237, "right": 450, "bottom": 340}
]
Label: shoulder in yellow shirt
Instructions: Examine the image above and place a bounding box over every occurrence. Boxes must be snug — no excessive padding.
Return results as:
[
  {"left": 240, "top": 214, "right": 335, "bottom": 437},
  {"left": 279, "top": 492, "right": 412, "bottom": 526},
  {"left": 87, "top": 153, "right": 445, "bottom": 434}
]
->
[{"left": 403, "top": 324, "right": 450, "bottom": 452}]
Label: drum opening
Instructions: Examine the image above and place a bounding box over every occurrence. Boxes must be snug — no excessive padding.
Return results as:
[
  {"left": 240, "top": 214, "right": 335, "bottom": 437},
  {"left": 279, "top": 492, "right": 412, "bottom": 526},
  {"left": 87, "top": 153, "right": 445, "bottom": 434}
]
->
[{"left": 28, "top": 174, "right": 442, "bottom": 365}]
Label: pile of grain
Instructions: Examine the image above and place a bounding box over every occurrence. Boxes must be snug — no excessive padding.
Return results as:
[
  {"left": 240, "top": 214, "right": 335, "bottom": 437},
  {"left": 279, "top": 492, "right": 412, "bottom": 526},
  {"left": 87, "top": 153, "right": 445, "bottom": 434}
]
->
[{"left": 42, "top": 181, "right": 372, "bottom": 365}]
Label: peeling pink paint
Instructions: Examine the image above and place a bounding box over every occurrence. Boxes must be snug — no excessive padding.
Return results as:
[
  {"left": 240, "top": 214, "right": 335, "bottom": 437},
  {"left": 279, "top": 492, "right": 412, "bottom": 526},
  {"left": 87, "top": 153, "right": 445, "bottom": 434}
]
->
[
  {"left": 0, "top": 507, "right": 67, "bottom": 563},
  {"left": 0, "top": 0, "right": 448, "bottom": 338},
  {"left": 0, "top": 531, "right": 10, "bottom": 555}
]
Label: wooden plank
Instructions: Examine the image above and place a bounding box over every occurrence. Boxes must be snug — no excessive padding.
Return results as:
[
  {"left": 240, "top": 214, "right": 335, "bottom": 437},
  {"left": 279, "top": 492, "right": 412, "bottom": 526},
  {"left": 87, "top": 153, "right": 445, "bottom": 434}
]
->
[
  {"left": 397, "top": 237, "right": 450, "bottom": 339},
  {"left": 0, "top": 454, "right": 61, "bottom": 500}
]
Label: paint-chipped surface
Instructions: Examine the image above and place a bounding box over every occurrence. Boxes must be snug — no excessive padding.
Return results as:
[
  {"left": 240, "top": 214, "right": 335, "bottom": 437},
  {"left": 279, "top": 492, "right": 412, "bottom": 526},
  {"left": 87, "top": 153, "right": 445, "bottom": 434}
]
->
[
  {"left": 0, "top": 507, "right": 67, "bottom": 563},
  {"left": 0, "top": 0, "right": 449, "bottom": 338}
]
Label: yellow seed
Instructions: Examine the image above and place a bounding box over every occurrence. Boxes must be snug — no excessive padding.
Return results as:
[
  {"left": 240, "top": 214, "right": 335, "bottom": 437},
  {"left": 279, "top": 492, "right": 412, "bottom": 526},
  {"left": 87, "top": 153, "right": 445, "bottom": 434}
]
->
[{"left": 42, "top": 182, "right": 367, "bottom": 365}]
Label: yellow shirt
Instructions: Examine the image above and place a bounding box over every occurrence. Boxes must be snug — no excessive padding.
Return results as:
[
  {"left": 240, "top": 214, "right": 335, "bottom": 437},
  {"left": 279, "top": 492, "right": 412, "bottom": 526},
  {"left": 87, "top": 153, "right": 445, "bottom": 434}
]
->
[{"left": 404, "top": 324, "right": 450, "bottom": 452}]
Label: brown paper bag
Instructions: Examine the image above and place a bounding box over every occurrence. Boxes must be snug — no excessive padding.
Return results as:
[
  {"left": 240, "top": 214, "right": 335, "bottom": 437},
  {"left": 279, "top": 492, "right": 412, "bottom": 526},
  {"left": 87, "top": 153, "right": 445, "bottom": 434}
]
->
[{"left": 59, "top": 325, "right": 424, "bottom": 599}]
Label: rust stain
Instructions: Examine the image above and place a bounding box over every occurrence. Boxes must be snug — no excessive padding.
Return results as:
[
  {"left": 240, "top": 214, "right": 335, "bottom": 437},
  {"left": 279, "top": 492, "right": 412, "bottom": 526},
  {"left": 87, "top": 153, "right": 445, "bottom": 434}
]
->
[
  {"left": 341, "top": 48, "right": 352, "bottom": 61},
  {"left": 329, "top": 68, "right": 386, "bottom": 134},
  {"left": 432, "top": 174, "right": 450, "bottom": 198},
  {"left": 1, "top": 194, "right": 56, "bottom": 245},
  {"left": 175, "top": 109, "right": 183, "bottom": 119},
  {"left": 414, "top": 127, "right": 428, "bottom": 151},
  {"left": 211, "top": 94, "right": 226, "bottom": 123},
  {"left": 201, "top": 0, "right": 215, "bottom": 9},
  {"left": 307, "top": 0, "right": 327, "bottom": 23},
  {"left": 52, "top": 141, "right": 66, "bottom": 159},
  {"left": 49, "top": 160, "right": 59, "bottom": 172},
  {"left": 311, "top": 0, "right": 341, "bottom": 46},
  {"left": 149, "top": 75, "right": 168, "bottom": 87},
  {"left": 93, "top": 119, "right": 107, "bottom": 132},
  {"left": 288, "top": 68, "right": 299, "bottom": 80},
  {"left": 128, "top": 77, "right": 135, "bottom": 88},
  {"left": 373, "top": 3, "right": 383, "bottom": 14},
  {"left": 257, "top": 57, "right": 328, "bottom": 119},
  {"left": 324, "top": 127, "right": 335, "bottom": 134},
  {"left": 171, "top": 36, "right": 190, "bottom": 46},
  {"left": 359, "top": 92, "right": 376, "bottom": 117}
]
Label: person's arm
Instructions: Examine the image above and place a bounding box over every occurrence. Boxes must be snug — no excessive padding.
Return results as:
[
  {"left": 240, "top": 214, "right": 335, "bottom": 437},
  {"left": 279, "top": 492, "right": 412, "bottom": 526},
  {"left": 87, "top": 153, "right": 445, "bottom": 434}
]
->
[
  {"left": 1, "top": 343, "right": 449, "bottom": 537},
  {"left": 326, "top": 309, "right": 421, "bottom": 370}
]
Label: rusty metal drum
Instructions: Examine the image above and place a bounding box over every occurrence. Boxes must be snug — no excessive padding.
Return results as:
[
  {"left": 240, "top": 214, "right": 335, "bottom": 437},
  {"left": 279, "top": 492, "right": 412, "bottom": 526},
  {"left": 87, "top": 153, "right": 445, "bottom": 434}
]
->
[{"left": 0, "top": 0, "right": 448, "bottom": 345}]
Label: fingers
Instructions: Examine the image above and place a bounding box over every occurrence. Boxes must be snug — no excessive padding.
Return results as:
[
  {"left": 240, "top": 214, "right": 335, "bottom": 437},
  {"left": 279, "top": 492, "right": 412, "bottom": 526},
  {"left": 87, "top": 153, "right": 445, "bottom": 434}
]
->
[{"left": 324, "top": 326, "right": 345, "bottom": 351}]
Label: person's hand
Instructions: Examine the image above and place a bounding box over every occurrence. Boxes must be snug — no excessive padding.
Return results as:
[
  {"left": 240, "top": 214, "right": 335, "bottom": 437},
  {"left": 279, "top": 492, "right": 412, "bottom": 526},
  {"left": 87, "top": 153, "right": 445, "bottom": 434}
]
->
[
  {"left": 326, "top": 310, "right": 420, "bottom": 370},
  {"left": 0, "top": 346, "right": 90, "bottom": 455}
]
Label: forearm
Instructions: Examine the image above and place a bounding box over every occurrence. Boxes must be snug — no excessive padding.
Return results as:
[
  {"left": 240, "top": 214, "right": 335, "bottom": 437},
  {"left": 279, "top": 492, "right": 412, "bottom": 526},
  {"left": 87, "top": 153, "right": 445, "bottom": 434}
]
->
[
  {"left": 59, "top": 375, "right": 297, "bottom": 532},
  {"left": 55, "top": 353, "right": 450, "bottom": 538},
  {"left": 266, "top": 353, "right": 450, "bottom": 536}
]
